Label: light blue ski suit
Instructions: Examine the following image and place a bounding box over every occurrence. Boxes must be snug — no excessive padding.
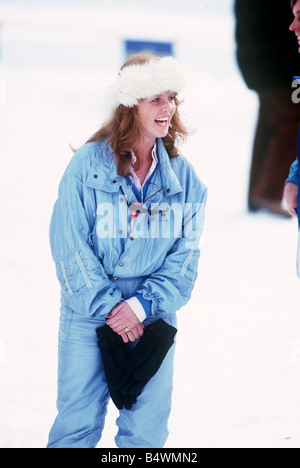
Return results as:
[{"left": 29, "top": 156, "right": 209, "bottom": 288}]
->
[{"left": 47, "top": 138, "right": 207, "bottom": 448}]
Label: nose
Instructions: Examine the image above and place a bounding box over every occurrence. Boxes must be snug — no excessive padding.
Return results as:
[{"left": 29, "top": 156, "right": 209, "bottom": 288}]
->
[
  {"left": 290, "top": 18, "right": 298, "bottom": 32},
  {"left": 161, "top": 98, "right": 174, "bottom": 113}
]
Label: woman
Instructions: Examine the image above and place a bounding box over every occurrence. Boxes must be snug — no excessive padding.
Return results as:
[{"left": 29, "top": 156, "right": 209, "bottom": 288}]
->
[
  {"left": 285, "top": 0, "right": 300, "bottom": 278},
  {"left": 285, "top": 0, "right": 300, "bottom": 219},
  {"left": 47, "top": 53, "right": 207, "bottom": 448}
]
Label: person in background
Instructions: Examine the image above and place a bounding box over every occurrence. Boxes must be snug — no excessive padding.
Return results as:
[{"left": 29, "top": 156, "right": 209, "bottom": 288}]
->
[
  {"left": 285, "top": 0, "right": 300, "bottom": 218},
  {"left": 235, "top": 0, "right": 300, "bottom": 217}
]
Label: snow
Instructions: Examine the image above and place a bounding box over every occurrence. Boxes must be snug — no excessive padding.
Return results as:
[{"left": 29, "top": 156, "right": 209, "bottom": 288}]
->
[{"left": 0, "top": 0, "right": 300, "bottom": 449}]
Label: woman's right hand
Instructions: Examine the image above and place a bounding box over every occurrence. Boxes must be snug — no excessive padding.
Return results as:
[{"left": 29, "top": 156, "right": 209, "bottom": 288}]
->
[
  {"left": 284, "top": 182, "right": 298, "bottom": 217},
  {"left": 106, "top": 302, "right": 145, "bottom": 343}
]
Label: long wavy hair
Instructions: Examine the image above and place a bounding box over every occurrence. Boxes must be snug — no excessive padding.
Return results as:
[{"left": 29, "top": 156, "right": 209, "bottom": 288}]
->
[{"left": 86, "top": 53, "right": 189, "bottom": 177}]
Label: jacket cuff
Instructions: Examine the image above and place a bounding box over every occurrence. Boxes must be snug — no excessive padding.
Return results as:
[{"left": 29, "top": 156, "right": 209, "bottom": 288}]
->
[
  {"left": 124, "top": 295, "right": 152, "bottom": 322},
  {"left": 135, "top": 293, "right": 152, "bottom": 317},
  {"left": 285, "top": 175, "right": 299, "bottom": 186},
  {"left": 285, "top": 159, "right": 299, "bottom": 186}
]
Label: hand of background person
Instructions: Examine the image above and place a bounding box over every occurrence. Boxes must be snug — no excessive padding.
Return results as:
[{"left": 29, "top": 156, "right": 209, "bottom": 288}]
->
[
  {"left": 106, "top": 302, "right": 145, "bottom": 343},
  {"left": 284, "top": 182, "right": 298, "bottom": 217}
]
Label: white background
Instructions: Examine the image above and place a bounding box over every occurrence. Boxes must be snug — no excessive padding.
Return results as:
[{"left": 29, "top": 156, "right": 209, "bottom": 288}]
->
[{"left": 0, "top": 0, "right": 300, "bottom": 448}]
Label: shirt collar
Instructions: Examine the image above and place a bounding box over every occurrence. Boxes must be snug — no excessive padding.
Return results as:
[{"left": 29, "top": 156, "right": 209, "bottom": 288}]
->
[{"left": 130, "top": 142, "right": 158, "bottom": 166}]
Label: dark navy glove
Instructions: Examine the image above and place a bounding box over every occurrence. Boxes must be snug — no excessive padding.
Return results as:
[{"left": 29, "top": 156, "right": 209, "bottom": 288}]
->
[
  {"left": 96, "top": 325, "right": 137, "bottom": 410},
  {"left": 114, "top": 319, "right": 177, "bottom": 399}
]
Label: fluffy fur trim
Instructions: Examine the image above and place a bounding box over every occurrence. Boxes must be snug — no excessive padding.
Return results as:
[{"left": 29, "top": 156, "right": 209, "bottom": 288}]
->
[{"left": 107, "top": 56, "right": 186, "bottom": 109}]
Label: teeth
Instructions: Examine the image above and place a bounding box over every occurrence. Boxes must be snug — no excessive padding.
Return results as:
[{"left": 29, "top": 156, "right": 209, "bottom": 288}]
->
[
  {"left": 155, "top": 118, "right": 168, "bottom": 126},
  {"left": 155, "top": 118, "right": 168, "bottom": 127}
]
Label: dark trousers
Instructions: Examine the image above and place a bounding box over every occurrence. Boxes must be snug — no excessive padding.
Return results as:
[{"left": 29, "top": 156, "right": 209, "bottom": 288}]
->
[{"left": 249, "top": 88, "right": 300, "bottom": 204}]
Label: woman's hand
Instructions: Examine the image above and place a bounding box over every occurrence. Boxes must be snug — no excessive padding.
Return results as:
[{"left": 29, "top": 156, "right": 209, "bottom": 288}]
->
[
  {"left": 284, "top": 182, "right": 298, "bottom": 217},
  {"left": 106, "top": 302, "right": 145, "bottom": 343}
]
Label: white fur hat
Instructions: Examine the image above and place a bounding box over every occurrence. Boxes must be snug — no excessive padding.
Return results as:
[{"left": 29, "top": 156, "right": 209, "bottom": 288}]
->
[{"left": 107, "top": 56, "right": 186, "bottom": 110}]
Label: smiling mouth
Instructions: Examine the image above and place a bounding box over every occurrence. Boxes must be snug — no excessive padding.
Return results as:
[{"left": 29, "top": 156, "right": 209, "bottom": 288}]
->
[{"left": 155, "top": 118, "right": 169, "bottom": 127}]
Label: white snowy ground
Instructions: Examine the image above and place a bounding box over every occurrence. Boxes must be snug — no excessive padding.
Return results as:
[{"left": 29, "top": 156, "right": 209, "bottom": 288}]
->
[{"left": 0, "top": 0, "right": 300, "bottom": 448}]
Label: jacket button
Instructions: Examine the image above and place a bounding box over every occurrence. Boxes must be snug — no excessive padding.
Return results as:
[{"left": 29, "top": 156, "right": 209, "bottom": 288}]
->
[
  {"left": 166, "top": 188, "right": 171, "bottom": 193},
  {"left": 93, "top": 174, "right": 98, "bottom": 179},
  {"left": 130, "top": 236, "right": 135, "bottom": 241},
  {"left": 119, "top": 262, "right": 124, "bottom": 267},
  {"left": 113, "top": 277, "right": 118, "bottom": 281}
]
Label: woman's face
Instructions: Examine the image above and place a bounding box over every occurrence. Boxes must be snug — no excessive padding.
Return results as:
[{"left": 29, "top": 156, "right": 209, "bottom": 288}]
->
[
  {"left": 136, "top": 91, "right": 176, "bottom": 146},
  {"left": 290, "top": 0, "right": 300, "bottom": 52}
]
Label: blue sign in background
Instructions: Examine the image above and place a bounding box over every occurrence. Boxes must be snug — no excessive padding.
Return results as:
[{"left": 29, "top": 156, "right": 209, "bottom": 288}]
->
[{"left": 124, "top": 40, "right": 174, "bottom": 58}]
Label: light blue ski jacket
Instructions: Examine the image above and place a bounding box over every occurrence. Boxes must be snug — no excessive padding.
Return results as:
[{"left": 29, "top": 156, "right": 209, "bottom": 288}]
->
[{"left": 49, "top": 138, "right": 207, "bottom": 319}]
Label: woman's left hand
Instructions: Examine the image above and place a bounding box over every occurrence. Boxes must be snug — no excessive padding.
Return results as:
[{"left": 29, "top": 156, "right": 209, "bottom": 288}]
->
[{"left": 106, "top": 302, "right": 145, "bottom": 343}]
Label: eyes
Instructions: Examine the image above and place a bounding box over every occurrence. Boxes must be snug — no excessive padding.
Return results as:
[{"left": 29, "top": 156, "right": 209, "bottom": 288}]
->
[{"left": 151, "top": 95, "right": 176, "bottom": 104}]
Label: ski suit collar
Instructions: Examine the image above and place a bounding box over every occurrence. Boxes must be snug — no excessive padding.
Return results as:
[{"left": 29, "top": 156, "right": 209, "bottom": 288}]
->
[{"left": 86, "top": 138, "right": 183, "bottom": 197}]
